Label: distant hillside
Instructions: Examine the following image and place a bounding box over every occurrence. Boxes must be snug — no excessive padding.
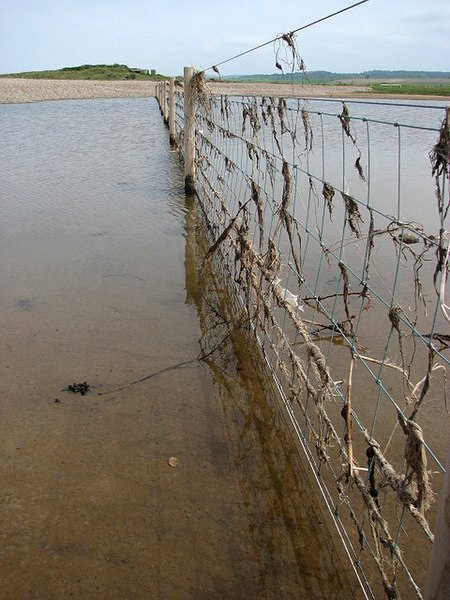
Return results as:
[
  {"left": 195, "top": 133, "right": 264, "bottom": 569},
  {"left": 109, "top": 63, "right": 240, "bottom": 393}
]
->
[
  {"left": 0, "top": 64, "right": 166, "bottom": 80},
  {"left": 224, "top": 70, "right": 450, "bottom": 84}
]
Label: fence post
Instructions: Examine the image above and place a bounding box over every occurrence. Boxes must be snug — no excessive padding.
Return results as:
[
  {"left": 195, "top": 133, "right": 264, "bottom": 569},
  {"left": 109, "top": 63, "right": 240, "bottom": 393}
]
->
[
  {"left": 162, "top": 81, "right": 167, "bottom": 125},
  {"left": 184, "top": 66, "right": 196, "bottom": 195},
  {"left": 169, "top": 78, "right": 177, "bottom": 148},
  {"left": 157, "top": 83, "right": 161, "bottom": 113},
  {"left": 425, "top": 447, "right": 450, "bottom": 599}
]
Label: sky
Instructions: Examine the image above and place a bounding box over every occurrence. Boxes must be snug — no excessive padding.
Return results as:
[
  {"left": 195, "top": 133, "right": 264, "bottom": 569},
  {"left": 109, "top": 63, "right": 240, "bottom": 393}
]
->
[{"left": 1, "top": 0, "right": 449, "bottom": 76}]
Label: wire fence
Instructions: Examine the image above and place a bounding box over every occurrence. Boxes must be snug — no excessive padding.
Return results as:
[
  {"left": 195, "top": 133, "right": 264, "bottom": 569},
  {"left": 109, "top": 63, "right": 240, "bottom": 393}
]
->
[{"left": 164, "top": 80, "right": 450, "bottom": 599}]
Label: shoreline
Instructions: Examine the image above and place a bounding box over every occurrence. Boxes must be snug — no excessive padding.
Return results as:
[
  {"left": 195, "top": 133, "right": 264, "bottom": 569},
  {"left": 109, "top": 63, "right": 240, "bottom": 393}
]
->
[{"left": 0, "top": 77, "right": 448, "bottom": 104}]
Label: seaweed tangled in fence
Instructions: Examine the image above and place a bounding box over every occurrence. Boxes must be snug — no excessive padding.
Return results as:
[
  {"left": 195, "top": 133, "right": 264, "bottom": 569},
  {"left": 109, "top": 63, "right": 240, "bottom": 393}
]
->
[
  {"left": 274, "top": 31, "right": 307, "bottom": 77},
  {"left": 171, "top": 84, "right": 449, "bottom": 600},
  {"left": 429, "top": 106, "right": 450, "bottom": 290}
]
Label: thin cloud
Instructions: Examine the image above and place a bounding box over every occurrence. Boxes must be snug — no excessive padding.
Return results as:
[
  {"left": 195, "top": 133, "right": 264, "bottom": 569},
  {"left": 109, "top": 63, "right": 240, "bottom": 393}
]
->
[{"left": 0, "top": 0, "right": 449, "bottom": 75}]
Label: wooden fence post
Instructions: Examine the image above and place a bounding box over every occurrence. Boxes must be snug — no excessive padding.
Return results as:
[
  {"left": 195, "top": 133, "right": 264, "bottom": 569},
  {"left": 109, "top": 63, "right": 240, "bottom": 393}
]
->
[
  {"left": 169, "top": 78, "right": 177, "bottom": 148},
  {"left": 184, "top": 66, "right": 196, "bottom": 195},
  {"left": 157, "top": 83, "right": 162, "bottom": 113},
  {"left": 163, "top": 81, "right": 168, "bottom": 125},
  {"left": 425, "top": 447, "right": 450, "bottom": 599}
]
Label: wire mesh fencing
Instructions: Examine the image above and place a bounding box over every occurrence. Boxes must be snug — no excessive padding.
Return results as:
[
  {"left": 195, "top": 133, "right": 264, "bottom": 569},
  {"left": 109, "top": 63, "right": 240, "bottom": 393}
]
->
[{"left": 169, "top": 81, "right": 450, "bottom": 599}]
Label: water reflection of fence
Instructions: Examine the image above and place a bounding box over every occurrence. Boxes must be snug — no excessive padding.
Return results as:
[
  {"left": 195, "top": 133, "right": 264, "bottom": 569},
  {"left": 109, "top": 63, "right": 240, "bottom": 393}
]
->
[{"left": 156, "top": 77, "right": 450, "bottom": 599}]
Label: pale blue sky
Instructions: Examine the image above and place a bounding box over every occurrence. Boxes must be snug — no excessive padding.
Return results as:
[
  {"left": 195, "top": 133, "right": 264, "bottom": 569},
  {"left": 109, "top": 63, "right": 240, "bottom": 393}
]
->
[{"left": 1, "top": 0, "right": 449, "bottom": 75}]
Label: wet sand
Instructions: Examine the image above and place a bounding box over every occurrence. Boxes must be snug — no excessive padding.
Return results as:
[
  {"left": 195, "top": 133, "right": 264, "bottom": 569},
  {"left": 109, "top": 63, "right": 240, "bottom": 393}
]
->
[{"left": 1, "top": 77, "right": 448, "bottom": 104}]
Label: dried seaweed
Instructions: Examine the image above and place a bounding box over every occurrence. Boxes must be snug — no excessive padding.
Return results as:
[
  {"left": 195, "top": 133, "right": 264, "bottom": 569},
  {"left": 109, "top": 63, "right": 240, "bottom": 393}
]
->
[
  {"left": 339, "top": 102, "right": 366, "bottom": 180},
  {"left": 339, "top": 102, "right": 356, "bottom": 144},
  {"left": 322, "top": 182, "right": 335, "bottom": 219},
  {"left": 246, "top": 141, "right": 260, "bottom": 169},
  {"left": 355, "top": 156, "right": 366, "bottom": 181},
  {"left": 301, "top": 105, "right": 313, "bottom": 151},
  {"left": 280, "top": 160, "right": 292, "bottom": 218},
  {"left": 278, "top": 97, "right": 288, "bottom": 135},
  {"left": 341, "top": 192, "right": 363, "bottom": 238},
  {"left": 202, "top": 199, "right": 250, "bottom": 264},
  {"left": 430, "top": 106, "right": 450, "bottom": 179},
  {"left": 430, "top": 107, "right": 450, "bottom": 287},
  {"left": 338, "top": 262, "right": 355, "bottom": 337},
  {"left": 169, "top": 87, "right": 447, "bottom": 600},
  {"left": 274, "top": 31, "right": 306, "bottom": 75},
  {"left": 251, "top": 179, "right": 264, "bottom": 249},
  {"left": 242, "top": 98, "right": 261, "bottom": 138},
  {"left": 190, "top": 71, "right": 213, "bottom": 116},
  {"left": 361, "top": 209, "right": 375, "bottom": 298}
]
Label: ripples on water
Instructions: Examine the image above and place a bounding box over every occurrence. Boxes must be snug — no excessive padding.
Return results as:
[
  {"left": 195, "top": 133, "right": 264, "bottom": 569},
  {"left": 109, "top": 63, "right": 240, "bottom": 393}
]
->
[
  {"left": 2, "top": 99, "right": 177, "bottom": 236},
  {"left": 0, "top": 98, "right": 360, "bottom": 599},
  {"left": 2, "top": 95, "right": 448, "bottom": 599}
]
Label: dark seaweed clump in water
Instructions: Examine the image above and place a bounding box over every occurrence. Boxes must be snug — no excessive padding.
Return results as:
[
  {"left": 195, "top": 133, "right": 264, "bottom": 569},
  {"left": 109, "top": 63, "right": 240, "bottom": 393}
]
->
[{"left": 66, "top": 382, "right": 90, "bottom": 396}]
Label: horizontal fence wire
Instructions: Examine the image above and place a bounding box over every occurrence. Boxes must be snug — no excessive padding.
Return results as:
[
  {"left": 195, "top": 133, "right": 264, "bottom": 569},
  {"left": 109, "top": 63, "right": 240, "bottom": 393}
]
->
[{"left": 168, "top": 82, "right": 450, "bottom": 600}]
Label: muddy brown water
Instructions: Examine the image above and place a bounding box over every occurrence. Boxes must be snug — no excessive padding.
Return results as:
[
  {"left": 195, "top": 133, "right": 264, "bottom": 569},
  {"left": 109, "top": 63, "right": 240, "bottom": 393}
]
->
[{"left": 0, "top": 98, "right": 359, "bottom": 599}]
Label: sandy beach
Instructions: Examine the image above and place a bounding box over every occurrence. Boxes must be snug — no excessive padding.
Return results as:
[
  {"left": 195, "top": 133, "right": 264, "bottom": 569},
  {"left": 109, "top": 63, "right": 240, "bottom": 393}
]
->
[{"left": 1, "top": 77, "right": 448, "bottom": 103}]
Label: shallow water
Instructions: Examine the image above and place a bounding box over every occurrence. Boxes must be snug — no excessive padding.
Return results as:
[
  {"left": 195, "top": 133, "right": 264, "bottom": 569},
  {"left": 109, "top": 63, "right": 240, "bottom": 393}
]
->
[{"left": 0, "top": 98, "right": 359, "bottom": 599}]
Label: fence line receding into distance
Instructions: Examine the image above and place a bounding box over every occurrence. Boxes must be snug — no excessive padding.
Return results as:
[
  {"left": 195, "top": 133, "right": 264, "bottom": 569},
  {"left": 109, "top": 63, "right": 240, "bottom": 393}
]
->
[{"left": 156, "top": 77, "right": 450, "bottom": 600}]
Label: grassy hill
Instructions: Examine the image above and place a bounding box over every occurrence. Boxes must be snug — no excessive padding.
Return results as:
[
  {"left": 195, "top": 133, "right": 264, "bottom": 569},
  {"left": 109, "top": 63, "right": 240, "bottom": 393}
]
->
[{"left": 0, "top": 64, "right": 166, "bottom": 80}]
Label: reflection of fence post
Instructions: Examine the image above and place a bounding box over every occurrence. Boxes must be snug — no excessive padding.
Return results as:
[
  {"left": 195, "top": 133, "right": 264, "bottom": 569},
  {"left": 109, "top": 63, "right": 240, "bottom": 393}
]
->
[
  {"left": 425, "top": 447, "right": 450, "bottom": 599},
  {"left": 169, "top": 78, "right": 176, "bottom": 148},
  {"left": 184, "top": 66, "right": 196, "bottom": 195}
]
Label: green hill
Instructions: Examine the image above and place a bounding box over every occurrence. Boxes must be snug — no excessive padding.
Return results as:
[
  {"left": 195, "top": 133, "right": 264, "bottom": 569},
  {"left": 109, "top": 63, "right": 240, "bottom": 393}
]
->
[{"left": 0, "top": 64, "right": 166, "bottom": 80}]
